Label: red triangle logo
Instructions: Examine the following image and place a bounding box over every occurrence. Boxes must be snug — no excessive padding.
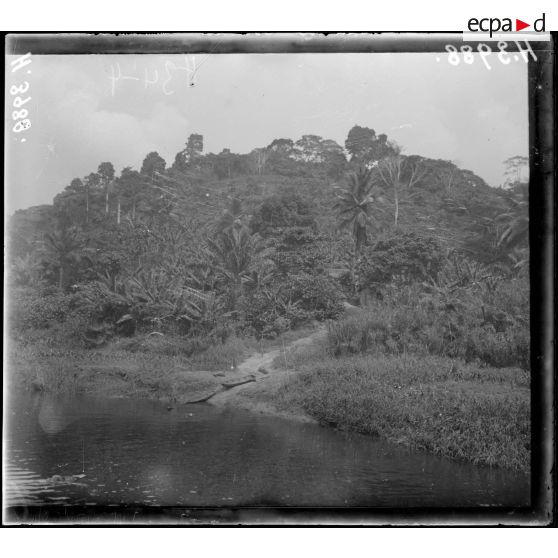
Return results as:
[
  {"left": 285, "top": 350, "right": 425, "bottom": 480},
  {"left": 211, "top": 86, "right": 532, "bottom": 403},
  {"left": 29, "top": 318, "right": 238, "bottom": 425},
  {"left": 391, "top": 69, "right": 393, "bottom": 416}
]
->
[{"left": 516, "top": 19, "right": 530, "bottom": 31}]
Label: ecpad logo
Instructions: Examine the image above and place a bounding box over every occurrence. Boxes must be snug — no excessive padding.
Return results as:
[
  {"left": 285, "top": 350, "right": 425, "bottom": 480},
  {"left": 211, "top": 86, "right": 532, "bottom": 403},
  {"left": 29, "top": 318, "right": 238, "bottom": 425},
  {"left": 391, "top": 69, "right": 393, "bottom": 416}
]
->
[{"left": 467, "top": 13, "right": 545, "bottom": 37}]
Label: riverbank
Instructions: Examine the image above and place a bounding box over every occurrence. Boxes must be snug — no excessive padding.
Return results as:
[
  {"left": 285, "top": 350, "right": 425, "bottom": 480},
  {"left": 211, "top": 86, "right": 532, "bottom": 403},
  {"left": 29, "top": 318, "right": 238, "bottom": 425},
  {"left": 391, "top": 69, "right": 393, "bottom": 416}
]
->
[
  {"left": 8, "top": 315, "right": 530, "bottom": 474},
  {"left": 204, "top": 332, "right": 530, "bottom": 473},
  {"left": 6, "top": 324, "right": 320, "bottom": 408}
]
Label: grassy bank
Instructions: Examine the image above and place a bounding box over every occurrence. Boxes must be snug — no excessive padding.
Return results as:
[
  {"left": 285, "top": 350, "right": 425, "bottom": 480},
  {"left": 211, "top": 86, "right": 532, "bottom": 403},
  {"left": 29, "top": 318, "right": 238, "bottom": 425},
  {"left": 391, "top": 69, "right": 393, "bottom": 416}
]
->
[
  {"left": 7, "top": 323, "right": 317, "bottom": 404},
  {"left": 7, "top": 328, "right": 252, "bottom": 401},
  {"left": 8, "top": 308, "right": 530, "bottom": 473},
  {"left": 270, "top": 333, "right": 530, "bottom": 473}
]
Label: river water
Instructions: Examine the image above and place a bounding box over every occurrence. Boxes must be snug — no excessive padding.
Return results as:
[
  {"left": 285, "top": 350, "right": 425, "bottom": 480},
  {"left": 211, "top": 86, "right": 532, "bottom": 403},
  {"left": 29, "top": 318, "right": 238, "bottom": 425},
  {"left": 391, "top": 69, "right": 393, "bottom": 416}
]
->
[{"left": 4, "top": 391, "right": 529, "bottom": 515}]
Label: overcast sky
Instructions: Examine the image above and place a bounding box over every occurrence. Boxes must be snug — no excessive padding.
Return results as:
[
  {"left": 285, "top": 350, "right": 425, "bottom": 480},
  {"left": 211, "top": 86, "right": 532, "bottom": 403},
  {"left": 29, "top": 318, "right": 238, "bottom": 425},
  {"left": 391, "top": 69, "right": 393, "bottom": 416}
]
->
[{"left": 6, "top": 52, "right": 528, "bottom": 212}]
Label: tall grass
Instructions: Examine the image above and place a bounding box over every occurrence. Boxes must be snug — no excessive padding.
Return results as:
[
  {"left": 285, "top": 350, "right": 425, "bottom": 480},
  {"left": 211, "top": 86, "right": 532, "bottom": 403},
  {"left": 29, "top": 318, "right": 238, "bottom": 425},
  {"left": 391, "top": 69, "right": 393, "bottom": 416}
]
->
[
  {"left": 8, "top": 326, "right": 252, "bottom": 399},
  {"left": 274, "top": 352, "right": 530, "bottom": 472},
  {"left": 324, "top": 293, "right": 529, "bottom": 370},
  {"left": 270, "top": 296, "right": 530, "bottom": 472}
]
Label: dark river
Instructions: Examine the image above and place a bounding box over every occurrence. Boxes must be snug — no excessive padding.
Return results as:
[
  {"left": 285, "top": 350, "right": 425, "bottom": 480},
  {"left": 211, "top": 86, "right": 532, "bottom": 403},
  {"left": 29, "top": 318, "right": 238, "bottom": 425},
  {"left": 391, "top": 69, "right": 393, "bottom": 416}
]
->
[{"left": 4, "top": 391, "right": 529, "bottom": 516}]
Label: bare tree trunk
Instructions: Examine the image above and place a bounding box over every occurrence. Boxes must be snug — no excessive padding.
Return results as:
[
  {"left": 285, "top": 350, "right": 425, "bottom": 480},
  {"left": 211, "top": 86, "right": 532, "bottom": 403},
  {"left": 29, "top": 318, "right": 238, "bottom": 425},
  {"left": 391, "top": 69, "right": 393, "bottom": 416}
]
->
[
  {"left": 394, "top": 183, "right": 399, "bottom": 227},
  {"left": 85, "top": 187, "right": 89, "bottom": 226},
  {"left": 105, "top": 184, "right": 109, "bottom": 214},
  {"left": 117, "top": 198, "right": 121, "bottom": 225},
  {"left": 447, "top": 171, "right": 455, "bottom": 193},
  {"left": 58, "top": 266, "right": 64, "bottom": 290}
]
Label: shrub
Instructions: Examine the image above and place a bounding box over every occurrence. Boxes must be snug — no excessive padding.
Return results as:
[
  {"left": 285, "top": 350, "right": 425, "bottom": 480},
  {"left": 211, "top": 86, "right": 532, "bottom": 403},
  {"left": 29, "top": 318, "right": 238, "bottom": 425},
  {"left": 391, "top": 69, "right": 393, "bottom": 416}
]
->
[
  {"left": 10, "top": 287, "right": 76, "bottom": 331},
  {"left": 250, "top": 190, "right": 316, "bottom": 238},
  {"left": 241, "top": 290, "right": 304, "bottom": 338},
  {"left": 283, "top": 274, "right": 344, "bottom": 321},
  {"left": 242, "top": 274, "right": 343, "bottom": 338},
  {"left": 326, "top": 313, "right": 391, "bottom": 356},
  {"left": 461, "top": 325, "right": 530, "bottom": 369},
  {"left": 72, "top": 281, "right": 130, "bottom": 323},
  {"left": 324, "top": 274, "right": 530, "bottom": 370},
  {"left": 268, "top": 227, "right": 328, "bottom": 275},
  {"left": 359, "top": 232, "right": 444, "bottom": 292}
]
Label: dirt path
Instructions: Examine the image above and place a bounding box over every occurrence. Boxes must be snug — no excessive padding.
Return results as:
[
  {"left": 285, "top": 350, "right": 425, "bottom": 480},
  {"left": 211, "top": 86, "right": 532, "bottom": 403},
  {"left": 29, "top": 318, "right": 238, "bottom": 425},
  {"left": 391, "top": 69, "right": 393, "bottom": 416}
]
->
[{"left": 208, "top": 326, "right": 327, "bottom": 420}]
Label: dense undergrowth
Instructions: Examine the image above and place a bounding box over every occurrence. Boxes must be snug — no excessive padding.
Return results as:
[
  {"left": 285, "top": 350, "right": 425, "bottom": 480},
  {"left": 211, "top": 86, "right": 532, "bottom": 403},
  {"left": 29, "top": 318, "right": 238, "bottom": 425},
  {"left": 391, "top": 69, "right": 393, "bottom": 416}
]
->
[
  {"left": 272, "top": 330, "right": 530, "bottom": 472},
  {"left": 327, "top": 275, "right": 529, "bottom": 370},
  {"left": 268, "top": 273, "right": 530, "bottom": 472}
]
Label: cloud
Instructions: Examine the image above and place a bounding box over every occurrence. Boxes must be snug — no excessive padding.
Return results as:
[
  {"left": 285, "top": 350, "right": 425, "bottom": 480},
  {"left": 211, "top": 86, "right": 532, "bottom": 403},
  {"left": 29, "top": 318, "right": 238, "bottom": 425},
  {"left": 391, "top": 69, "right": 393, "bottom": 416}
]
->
[
  {"left": 7, "top": 55, "right": 193, "bottom": 209},
  {"left": 6, "top": 52, "right": 528, "bottom": 212}
]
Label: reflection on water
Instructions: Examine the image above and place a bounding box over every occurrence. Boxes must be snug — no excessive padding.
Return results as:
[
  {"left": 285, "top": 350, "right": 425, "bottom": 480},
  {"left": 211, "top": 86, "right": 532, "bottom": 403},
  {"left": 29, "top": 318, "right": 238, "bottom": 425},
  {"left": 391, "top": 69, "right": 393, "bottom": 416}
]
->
[{"left": 4, "top": 391, "right": 530, "bottom": 509}]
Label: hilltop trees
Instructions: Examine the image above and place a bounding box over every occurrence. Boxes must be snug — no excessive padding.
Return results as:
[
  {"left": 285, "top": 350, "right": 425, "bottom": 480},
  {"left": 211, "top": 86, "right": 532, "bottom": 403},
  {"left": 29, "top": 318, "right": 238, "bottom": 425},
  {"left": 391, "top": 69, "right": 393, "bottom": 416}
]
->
[
  {"left": 173, "top": 133, "right": 204, "bottom": 171},
  {"left": 503, "top": 155, "right": 529, "bottom": 189},
  {"left": 248, "top": 148, "right": 270, "bottom": 175},
  {"left": 53, "top": 178, "right": 86, "bottom": 227},
  {"left": 98, "top": 162, "right": 115, "bottom": 215},
  {"left": 141, "top": 152, "right": 166, "bottom": 180},
  {"left": 345, "top": 125, "right": 397, "bottom": 166},
  {"left": 211, "top": 149, "right": 249, "bottom": 179},
  {"left": 115, "top": 167, "right": 144, "bottom": 223},
  {"left": 83, "top": 173, "right": 100, "bottom": 225},
  {"left": 8, "top": 126, "right": 529, "bottom": 357}
]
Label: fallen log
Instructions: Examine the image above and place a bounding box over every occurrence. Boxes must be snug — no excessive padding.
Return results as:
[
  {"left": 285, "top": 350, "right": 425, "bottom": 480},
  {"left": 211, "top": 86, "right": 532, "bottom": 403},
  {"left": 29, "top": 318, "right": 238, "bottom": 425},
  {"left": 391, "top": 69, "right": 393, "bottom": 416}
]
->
[
  {"left": 184, "top": 388, "right": 222, "bottom": 404},
  {"left": 221, "top": 375, "right": 256, "bottom": 388}
]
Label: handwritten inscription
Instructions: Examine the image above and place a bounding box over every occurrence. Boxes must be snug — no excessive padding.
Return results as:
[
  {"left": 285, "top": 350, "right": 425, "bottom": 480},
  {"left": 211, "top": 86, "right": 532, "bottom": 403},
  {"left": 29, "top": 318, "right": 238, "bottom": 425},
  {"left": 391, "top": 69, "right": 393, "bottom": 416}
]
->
[
  {"left": 10, "top": 52, "right": 32, "bottom": 139},
  {"left": 441, "top": 41, "right": 536, "bottom": 70},
  {"left": 109, "top": 55, "right": 200, "bottom": 96}
]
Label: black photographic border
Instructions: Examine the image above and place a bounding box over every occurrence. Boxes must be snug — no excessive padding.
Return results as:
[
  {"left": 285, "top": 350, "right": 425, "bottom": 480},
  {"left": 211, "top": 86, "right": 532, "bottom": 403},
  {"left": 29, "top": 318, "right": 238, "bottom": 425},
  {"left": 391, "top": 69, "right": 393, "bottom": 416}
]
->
[{"left": 2, "top": 31, "right": 555, "bottom": 526}]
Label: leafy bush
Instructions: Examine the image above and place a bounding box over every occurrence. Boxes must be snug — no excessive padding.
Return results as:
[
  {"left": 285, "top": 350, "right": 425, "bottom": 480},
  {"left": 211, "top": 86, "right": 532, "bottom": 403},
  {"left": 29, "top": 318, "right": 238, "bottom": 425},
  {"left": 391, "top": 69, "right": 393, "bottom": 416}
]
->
[
  {"left": 267, "top": 226, "right": 328, "bottom": 275},
  {"left": 250, "top": 190, "right": 316, "bottom": 238},
  {"left": 283, "top": 274, "right": 344, "bottom": 321},
  {"left": 73, "top": 281, "right": 130, "bottom": 323},
  {"left": 461, "top": 325, "right": 530, "bottom": 369},
  {"left": 10, "top": 287, "right": 77, "bottom": 331},
  {"left": 326, "top": 312, "right": 392, "bottom": 356},
  {"left": 71, "top": 266, "right": 217, "bottom": 335},
  {"left": 359, "top": 232, "right": 444, "bottom": 292},
  {"left": 242, "top": 274, "right": 343, "bottom": 338},
  {"left": 241, "top": 289, "right": 305, "bottom": 338},
  {"left": 326, "top": 272, "right": 529, "bottom": 370}
]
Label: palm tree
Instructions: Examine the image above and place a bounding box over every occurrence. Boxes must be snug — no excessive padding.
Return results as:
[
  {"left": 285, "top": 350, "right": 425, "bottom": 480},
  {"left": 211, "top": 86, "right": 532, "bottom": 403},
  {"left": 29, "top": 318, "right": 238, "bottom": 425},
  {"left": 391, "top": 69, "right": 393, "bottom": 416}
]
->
[
  {"left": 215, "top": 197, "right": 244, "bottom": 236},
  {"left": 44, "top": 226, "right": 83, "bottom": 290},
  {"left": 334, "top": 167, "right": 379, "bottom": 256},
  {"left": 207, "top": 222, "right": 260, "bottom": 310},
  {"left": 497, "top": 184, "right": 529, "bottom": 250}
]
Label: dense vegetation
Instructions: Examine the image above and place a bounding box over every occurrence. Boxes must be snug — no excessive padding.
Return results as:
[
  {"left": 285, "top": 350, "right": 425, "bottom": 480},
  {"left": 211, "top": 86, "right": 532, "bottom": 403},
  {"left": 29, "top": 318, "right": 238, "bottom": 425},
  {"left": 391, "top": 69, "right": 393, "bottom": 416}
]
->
[
  {"left": 9, "top": 126, "right": 528, "bottom": 359},
  {"left": 7, "top": 125, "right": 530, "bottom": 470}
]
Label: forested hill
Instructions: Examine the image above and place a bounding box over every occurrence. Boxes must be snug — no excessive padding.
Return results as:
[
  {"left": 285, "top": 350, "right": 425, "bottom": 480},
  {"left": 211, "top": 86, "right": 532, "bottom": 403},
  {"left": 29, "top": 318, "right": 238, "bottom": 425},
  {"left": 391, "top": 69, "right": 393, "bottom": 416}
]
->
[
  {"left": 8, "top": 122, "right": 530, "bottom": 355},
  {"left": 10, "top": 124, "right": 515, "bottom": 266}
]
